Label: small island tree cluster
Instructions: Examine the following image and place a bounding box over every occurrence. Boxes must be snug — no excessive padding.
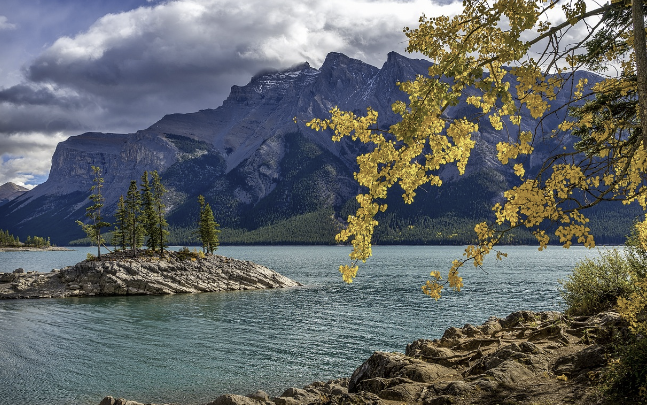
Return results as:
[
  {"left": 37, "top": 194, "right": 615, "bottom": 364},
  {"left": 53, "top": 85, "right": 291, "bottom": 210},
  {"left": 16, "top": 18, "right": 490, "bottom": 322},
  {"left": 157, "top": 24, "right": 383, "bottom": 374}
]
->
[
  {"left": 0, "top": 229, "right": 51, "bottom": 248},
  {"left": 76, "top": 167, "right": 169, "bottom": 258},
  {"left": 111, "top": 171, "right": 169, "bottom": 257},
  {"left": 77, "top": 166, "right": 220, "bottom": 259}
]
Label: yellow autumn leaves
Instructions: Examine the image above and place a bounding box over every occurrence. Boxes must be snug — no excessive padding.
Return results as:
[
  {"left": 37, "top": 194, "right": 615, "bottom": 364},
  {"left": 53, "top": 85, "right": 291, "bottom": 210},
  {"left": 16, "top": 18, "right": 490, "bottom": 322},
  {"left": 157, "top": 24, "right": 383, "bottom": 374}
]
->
[
  {"left": 306, "top": 0, "right": 645, "bottom": 297},
  {"left": 617, "top": 219, "right": 647, "bottom": 336}
]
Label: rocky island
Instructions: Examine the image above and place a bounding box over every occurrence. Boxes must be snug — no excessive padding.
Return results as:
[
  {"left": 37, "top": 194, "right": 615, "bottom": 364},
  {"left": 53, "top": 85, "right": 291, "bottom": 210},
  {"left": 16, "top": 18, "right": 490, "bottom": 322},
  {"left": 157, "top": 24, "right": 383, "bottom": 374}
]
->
[
  {"left": 0, "top": 251, "right": 300, "bottom": 299},
  {"left": 100, "top": 310, "right": 625, "bottom": 405}
]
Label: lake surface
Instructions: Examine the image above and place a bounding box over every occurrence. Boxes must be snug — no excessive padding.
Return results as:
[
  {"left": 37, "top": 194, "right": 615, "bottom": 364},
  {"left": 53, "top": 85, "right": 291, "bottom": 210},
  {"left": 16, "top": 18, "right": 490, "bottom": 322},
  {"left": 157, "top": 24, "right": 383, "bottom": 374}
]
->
[{"left": 0, "top": 245, "right": 606, "bottom": 405}]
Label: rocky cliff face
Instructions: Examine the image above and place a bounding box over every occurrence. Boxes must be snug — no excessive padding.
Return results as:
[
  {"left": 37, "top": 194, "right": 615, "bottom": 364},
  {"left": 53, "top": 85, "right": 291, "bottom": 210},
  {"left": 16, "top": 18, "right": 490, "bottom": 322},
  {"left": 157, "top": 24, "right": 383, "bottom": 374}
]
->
[
  {"left": 0, "top": 253, "right": 300, "bottom": 299},
  {"left": 0, "top": 52, "right": 608, "bottom": 244},
  {"left": 26, "top": 131, "right": 179, "bottom": 204}
]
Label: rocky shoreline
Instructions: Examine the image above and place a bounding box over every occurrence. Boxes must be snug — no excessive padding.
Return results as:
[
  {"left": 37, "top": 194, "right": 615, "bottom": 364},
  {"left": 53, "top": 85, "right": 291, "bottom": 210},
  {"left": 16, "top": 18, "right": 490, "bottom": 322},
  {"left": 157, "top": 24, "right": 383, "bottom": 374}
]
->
[
  {"left": 0, "top": 253, "right": 301, "bottom": 299},
  {"left": 100, "top": 310, "right": 627, "bottom": 405}
]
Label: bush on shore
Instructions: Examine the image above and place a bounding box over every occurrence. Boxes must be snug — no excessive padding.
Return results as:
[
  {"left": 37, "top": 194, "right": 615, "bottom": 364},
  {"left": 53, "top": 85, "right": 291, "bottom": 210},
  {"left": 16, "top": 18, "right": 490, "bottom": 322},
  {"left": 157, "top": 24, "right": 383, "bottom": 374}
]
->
[
  {"left": 559, "top": 249, "right": 635, "bottom": 316},
  {"left": 559, "top": 221, "right": 647, "bottom": 402}
]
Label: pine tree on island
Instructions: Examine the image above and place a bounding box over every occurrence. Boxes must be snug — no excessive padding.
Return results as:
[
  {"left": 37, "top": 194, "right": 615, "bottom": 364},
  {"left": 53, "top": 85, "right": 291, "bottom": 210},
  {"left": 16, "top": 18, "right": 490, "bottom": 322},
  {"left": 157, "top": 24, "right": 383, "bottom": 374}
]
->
[
  {"left": 125, "top": 180, "right": 144, "bottom": 257},
  {"left": 140, "top": 171, "right": 158, "bottom": 253},
  {"left": 112, "top": 195, "right": 128, "bottom": 252},
  {"left": 198, "top": 195, "right": 220, "bottom": 255},
  {"left": 76, "top": 166, "right": 110, "bottom": 260},
  {"left": 151, "top": 171, "right": 169, "bottom": 256}
]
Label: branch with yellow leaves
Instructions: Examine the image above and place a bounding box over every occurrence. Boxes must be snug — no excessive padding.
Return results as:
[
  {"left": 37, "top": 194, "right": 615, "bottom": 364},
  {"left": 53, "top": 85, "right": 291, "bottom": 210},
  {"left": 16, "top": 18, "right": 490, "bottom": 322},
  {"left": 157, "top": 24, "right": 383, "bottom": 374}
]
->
[{"left": 306, "top": 0, "right": 647, "bottom": 299}]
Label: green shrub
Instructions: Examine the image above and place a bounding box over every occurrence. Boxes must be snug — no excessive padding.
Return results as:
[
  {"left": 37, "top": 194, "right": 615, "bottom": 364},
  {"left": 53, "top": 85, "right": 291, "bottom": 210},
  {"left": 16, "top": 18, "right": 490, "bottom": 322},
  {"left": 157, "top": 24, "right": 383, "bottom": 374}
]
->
[
  {"left": 603, "top": 335, "right": 647, "bottom": 402},
  {"left": 175, "top": 246, "right": 202, "bottom": 261},
  {"left": 558, "top": 222, "right": 647, "bottom": 402},
  {"left": 559, "top": 249, "right": 635, "bottom": 316},
  {"left": 605, "top": 222, "right": 647, "bottom": 403}
]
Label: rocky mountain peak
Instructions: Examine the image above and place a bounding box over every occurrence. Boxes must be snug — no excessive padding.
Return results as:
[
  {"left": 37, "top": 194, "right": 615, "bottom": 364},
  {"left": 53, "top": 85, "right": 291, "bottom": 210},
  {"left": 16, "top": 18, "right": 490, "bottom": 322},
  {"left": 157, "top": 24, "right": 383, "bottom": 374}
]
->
[
  {"left": 319, "top": 52, "right": 378, "bottom": 76},
  {"left": 386, "top": 50, "right": 405, "bottom": 63},
  {"left": 251, "top": 61, "right": 316, "bottom": 82},
  {"left": 320, "top": 51, "right": 349, "bottom": 66},
  {"left": 0, "top": 182, "right": 29, "bottom": 206},
  {"left": 0, "top": 182, "right": 28, "bottom": 194},
  {"left": 379, "top": 51, "right": 431, "bottom": 80},
  {"left": 248, "top": 62, "right": 320, "bottom": 96}
]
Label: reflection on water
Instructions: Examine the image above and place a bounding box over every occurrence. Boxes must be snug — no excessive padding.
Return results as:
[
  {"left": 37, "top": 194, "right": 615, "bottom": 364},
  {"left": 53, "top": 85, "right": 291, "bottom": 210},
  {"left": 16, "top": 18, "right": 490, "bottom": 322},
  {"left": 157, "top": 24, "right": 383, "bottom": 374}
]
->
[{"left": 0, "top": 245, "right": 603, "bottom": 405}]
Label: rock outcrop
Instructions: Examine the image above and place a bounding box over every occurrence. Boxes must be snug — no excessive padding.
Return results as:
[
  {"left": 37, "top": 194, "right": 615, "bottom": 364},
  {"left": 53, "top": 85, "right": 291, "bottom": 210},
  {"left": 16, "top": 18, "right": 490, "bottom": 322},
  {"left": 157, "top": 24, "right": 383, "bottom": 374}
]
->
[
  {"left": 100, "top": 310, "right": 627, "bottom": 405},
  {"left": 0, "top": 253, "right": 300, "bottom": 299}
]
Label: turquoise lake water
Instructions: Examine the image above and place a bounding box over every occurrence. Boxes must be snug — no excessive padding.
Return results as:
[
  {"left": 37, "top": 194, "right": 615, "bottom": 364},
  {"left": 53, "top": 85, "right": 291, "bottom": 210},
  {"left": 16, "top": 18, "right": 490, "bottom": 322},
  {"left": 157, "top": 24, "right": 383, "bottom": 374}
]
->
[{"left": 0, "top": 245, "right": 604, "bottom": 405}]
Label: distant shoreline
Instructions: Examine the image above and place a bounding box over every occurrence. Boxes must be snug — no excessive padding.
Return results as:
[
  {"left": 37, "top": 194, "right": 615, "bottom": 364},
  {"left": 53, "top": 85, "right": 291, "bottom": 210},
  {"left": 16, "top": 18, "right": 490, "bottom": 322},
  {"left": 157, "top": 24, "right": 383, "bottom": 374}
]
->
[{"left": 0, "top": 247, "right": 73, "bottom": 252}]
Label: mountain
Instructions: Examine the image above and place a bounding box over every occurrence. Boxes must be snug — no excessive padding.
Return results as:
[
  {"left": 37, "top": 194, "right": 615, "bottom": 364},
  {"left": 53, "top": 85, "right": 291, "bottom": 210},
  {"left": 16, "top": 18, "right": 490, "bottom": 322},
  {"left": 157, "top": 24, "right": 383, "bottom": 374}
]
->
[
  {"left": 0, "top": 182, "right": 28, "bottom": 207},
  {"left": 0, "top": 52, "right": 636, "bottom": 245}
]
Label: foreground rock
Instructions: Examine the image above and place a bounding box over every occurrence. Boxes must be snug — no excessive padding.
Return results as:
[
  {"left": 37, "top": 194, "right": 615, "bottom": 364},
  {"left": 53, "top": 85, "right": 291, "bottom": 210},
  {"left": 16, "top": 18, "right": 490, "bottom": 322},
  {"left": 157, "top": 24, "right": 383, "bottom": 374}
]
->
[
  {"left": 0, "top": 252, "right": 300, "bottom": 299},
  {"left": 101, "top": 310, "right": 629, "bottom": 405}
]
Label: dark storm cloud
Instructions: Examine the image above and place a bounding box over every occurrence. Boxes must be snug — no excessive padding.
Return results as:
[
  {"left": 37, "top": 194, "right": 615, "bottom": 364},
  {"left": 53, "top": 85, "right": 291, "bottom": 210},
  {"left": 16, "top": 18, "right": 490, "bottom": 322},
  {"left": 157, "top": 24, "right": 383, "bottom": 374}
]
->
[
  {"left": 0, "top": 84, "right": 87, "bottom": 109},
  {"left": 21, "top": 0, "right": 448, "bottom": 112},
  {"left": 0, "top": 104, "right": 83, "bottom": 133},
  {"left": 0, "top": 85, "right": 60, "bottom": 106},
  {"left": 0, "top": 0, "right": 463, "bottom": 186}
]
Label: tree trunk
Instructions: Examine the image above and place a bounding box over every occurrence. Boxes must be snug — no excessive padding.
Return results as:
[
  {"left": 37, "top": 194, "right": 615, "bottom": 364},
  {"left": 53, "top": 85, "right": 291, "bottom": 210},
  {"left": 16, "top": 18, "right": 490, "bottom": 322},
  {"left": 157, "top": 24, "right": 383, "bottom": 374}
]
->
[{"left": 633, "top": 0, "right": 647, "bottom": 145}]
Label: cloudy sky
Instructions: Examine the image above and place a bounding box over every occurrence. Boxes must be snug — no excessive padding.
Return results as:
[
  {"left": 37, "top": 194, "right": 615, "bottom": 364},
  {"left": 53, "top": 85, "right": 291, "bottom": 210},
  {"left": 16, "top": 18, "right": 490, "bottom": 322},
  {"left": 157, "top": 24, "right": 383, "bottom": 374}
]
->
[{"left": 0, "top": 0, "right": 464, "bottom": 188}]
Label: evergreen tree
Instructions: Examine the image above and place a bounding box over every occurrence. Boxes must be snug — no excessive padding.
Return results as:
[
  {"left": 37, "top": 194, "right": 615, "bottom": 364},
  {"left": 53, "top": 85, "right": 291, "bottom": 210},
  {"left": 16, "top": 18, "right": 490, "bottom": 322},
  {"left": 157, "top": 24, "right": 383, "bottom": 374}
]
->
[
  {"left": 198, "top": 195, "right": 220, "bottom": 254},
  {"left": 125, "top": 180, "right": 144, "bottom": 257},
  {"left": 151, "top": 171, "right": 169, "bottom": 256},
  {"left": 112, "top": 195, "right": 128, "bottom": 251},
  {"left": 76, "top": 166, "right": 110, "bottom": 259},
  {"left": 4, "top": 230, "right": 13, "bottom": 246},
  {"left": 140, "top": 171, "right": 158, "bottom": 252}
]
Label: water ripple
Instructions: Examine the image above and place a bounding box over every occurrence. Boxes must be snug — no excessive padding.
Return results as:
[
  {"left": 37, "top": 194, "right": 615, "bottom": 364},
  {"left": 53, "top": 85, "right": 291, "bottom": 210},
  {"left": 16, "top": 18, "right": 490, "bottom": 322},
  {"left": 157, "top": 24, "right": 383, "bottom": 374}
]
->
[{"left": 0, "top": 245, "right": 600, "bottom": 404}]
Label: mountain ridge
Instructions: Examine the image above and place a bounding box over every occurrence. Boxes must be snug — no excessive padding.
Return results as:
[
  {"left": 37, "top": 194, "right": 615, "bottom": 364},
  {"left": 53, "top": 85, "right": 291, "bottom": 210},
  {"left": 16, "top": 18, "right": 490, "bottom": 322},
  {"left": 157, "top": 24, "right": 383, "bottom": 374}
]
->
[{"left": 0, "top": 51, "right": 636, "bottom": 245}]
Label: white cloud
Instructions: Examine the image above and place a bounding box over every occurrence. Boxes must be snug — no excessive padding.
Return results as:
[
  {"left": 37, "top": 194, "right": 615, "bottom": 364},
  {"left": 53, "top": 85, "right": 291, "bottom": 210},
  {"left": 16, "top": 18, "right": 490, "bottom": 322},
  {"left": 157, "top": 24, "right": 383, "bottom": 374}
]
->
[
  {"left": 27, "top": 0, "right": 461, "bottom": 87},
  {"left": 0, "top": 15, "right": 16, "bottom": 31},
  {"left": 0, "top": 0, "right": 465, "bottom": 186},
  {"left": 0, "top": 132, "right": 68, "bottom": 187}
]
